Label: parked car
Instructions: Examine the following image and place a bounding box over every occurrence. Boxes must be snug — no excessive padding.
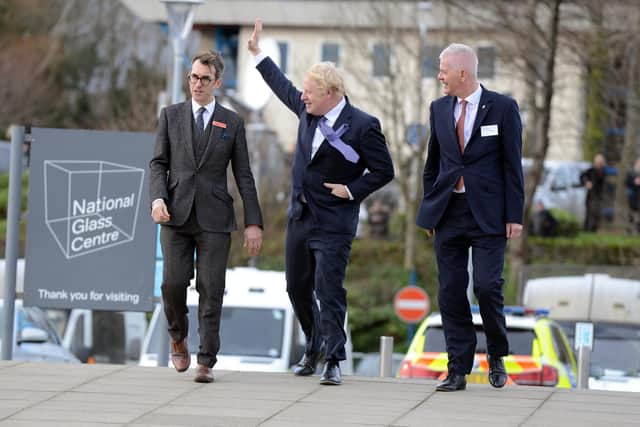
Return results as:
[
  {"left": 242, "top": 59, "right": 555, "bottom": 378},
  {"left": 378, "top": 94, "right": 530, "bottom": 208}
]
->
[
  {"left": 523, "top": 158, "right": 590, "bottom": 224},
  {"left": 0, "top": 299, "right": 80, "bottom": 363},
  {"left": 353, "top": 352, "right": 404, "bottom": 377},
  {"left": 1, "top": 258, "right": 147, "bottom": 364},
  {"left": 523, "top": 274, "right": 640, "bottom": 392},
  {"left": 398, "top": 306, "right": 577, "bottom": 388},
  {"left": 140, "top": 267, "right": 353, "bottom": 374}
]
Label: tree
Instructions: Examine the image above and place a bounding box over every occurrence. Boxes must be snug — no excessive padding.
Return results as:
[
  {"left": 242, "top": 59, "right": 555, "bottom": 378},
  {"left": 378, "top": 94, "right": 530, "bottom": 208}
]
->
[
  {"left": 447, "top": 0, "right": 563, "bottom": 287},
  {"left": 0, "top": 0, "right": 166, "bottom": 133},
  {"left": 337, "top": 1, "right": 450, "bottom": 273},
  {"left": 562, "top": 0, "right": 640, "bottom": 231},
  {"left": 613, "top": 26, "right": 640, "bottom": 230}
]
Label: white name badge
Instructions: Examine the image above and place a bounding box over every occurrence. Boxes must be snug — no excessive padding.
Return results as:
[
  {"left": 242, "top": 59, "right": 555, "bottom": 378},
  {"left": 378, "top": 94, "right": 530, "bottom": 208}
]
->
[{"left": 481, "top": 124, "right": 499, "bottom": 137}]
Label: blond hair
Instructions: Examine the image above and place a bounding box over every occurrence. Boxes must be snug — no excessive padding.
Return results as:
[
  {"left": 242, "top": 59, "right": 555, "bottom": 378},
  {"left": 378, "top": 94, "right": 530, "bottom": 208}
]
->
[{"left": 306, "top": 62, "right": 345, "bottom": 97}]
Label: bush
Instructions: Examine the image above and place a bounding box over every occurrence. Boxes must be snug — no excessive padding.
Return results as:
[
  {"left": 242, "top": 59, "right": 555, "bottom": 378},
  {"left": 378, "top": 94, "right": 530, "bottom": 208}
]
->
[
  {"left": 528, "top": 233, "right": 640, "bottom": 265},
  {"left": 549, "top": 208, "right": 580, "bottom": 237},
  {"left": 0, "top": 171, "right": 29, "bottom": 220},
  {"left": 0, "top": 188, "right": 8, "bottom": 217}
]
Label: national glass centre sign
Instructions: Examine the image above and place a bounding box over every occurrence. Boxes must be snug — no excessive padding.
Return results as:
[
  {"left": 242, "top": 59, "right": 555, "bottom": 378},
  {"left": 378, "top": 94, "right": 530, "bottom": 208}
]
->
[
  {"left": 24, "top": 128, "right": 156, "bottom": 311},
  {"left": 44, "top": 160, "right": 144, "bottom": 258}
]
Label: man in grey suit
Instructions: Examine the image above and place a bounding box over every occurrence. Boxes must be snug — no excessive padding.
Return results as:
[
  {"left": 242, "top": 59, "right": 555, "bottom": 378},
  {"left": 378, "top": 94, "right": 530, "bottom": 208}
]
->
[{"left": 149, "top": 50, "right": 263, "bottom": 383}]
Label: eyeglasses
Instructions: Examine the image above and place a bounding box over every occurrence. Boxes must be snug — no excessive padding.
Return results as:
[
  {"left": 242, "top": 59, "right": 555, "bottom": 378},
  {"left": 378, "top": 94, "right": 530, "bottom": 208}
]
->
[{"left": 187, "top": 73, "right": 214, "bottom": 86}]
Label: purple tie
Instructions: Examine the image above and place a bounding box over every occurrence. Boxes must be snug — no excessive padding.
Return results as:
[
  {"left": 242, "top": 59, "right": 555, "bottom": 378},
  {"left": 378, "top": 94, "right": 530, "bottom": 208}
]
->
[{"left": 318, "top": 117, "right": 359, "bottom": 163}]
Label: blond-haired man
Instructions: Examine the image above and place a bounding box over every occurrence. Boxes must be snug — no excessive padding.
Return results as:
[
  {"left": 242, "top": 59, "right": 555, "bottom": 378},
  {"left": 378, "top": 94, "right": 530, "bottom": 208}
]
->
[{"left": 248, "top": 20, "right": 394, "bottom": 385}]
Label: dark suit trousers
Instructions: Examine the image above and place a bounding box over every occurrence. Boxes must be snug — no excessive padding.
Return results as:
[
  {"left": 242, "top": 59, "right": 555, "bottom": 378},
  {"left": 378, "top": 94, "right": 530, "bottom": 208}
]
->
[
  {"left": 285, "top": 205, "right": 352, "bottom": 362},
  {"left": 160, "top": 209, "right": 230, "bottom": 368},
  {"left": 434, "top": 193, "right": 509, "bottom": 375}
]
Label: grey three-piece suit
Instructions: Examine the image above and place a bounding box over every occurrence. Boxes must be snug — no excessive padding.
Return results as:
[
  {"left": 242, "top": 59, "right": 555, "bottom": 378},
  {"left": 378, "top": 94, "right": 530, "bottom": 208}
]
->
[{"left": 150, "top": 101, "right": 263, "bottom": 367}]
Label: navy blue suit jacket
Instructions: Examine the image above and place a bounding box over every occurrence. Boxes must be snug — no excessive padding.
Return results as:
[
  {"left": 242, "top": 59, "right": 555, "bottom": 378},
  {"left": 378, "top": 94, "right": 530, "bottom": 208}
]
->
[
  {"left": 256, "top": 57, "right": 394, "bottom": 236},
  {"left": 416, "top": 87, "right": 524, "bottom": 234}
]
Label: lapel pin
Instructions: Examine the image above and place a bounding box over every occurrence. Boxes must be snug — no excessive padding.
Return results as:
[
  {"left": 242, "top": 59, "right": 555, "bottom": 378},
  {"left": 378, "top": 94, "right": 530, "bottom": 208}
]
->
[
  {"left": 482, "top": 104, "right": 486, "bottom": 109},
  {"left": 212, "top": 121, "right": 227, "bottom": 129}
]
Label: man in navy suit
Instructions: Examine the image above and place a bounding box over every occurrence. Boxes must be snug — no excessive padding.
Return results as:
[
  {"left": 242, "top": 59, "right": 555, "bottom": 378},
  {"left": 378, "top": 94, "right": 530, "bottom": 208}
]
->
[
  {"left": 248, "top": 20, "right": 394, "bottom": 385},
  {"left": 416, "top": 44, "right": 524, "bottom": 391}
]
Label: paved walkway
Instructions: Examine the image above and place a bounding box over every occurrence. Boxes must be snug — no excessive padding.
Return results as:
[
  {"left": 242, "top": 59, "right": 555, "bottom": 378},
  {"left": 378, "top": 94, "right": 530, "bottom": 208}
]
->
[{"left": 1, "top": 361, "right": 639, "bottom": 426}]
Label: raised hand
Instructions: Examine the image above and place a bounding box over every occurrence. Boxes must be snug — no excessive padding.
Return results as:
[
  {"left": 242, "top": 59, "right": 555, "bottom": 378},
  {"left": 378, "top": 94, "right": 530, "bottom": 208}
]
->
[{"left": 248, "top": 19, "right": 262, "bottom": 55}]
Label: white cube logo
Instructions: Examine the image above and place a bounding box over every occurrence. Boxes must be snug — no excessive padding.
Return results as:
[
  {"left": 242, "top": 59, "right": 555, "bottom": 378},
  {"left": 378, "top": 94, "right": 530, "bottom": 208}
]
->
[{"left": 44, "top": 160, "right": 145, "bottom": 259}]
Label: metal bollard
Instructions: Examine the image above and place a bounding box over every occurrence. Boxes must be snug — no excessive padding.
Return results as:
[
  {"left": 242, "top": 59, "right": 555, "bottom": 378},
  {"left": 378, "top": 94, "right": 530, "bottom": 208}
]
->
[
  {"left": 379, "top": 336, "right": 394, "bottom": 377},
  {"left": 577, "top": 345, "right": 591, "bottom": 389}
]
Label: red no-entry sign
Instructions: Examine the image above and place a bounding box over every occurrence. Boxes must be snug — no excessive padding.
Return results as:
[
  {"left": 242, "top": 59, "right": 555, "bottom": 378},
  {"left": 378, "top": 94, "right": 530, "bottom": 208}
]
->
[{"left": 394, "top": 286, "right": 430, "bottom": 323}]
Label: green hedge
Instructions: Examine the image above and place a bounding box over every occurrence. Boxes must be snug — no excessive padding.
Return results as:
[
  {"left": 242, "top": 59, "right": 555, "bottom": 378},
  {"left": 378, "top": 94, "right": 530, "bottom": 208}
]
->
[
  {"left": 529, "top": 233, "right": 640, "bottom": 265},
  {"left": 549, "top": 208, "right": 580, "bottom": 237},
  {"left": 0, "top": 171, "right": 29, "bottom": 220}
]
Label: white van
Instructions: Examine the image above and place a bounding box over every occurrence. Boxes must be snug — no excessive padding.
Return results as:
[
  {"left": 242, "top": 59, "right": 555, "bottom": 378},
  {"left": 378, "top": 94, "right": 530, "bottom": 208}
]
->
[
  {"left": 1, "top": 258, "right": 147, "bottom": 364},
  {"left": 46, "top": 308, "right": 147, "bottom": 364},
  {"left": 523, "top": 274, "right": 640, "bottom": 392},
  {"left": 139, "top": 266, "right": 353, "bottom": 374}
]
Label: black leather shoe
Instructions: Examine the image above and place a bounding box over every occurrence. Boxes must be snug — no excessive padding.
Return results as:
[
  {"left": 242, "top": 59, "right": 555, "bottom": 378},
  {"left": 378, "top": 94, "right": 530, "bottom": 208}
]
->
[
  {"left": 292, "top": 351, "right": 322, "bottom": 376},
  {"left": 320, "top": 361, "right": 342, "bottom": 385},
  {"left": 435, "top": 373, "right": 467, "bottom": 391},
  {"left": 488, "top": 355, "right": 507, "bottom": 388}
]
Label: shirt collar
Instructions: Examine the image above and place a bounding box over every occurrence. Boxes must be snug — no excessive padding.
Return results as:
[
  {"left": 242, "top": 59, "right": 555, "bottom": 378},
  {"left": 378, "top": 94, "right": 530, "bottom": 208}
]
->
[
  {"left": 323, "top": 97, "right": 347, "bottom": 123},
  {"left": 457, "top": 84, "right": 482, "bottom": 106},
  {"left": 192, "top": 98, "right": 216, "bottom": 115}
]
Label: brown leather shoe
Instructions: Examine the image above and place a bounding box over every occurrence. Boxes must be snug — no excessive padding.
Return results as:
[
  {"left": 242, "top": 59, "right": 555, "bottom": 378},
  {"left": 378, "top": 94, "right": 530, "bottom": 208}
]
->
[
  {"left": 170, "top": 339, "right": 190, "bottom": 373},
  {"left": 194, "top": 364, "right": 214, "bottom": 383}
]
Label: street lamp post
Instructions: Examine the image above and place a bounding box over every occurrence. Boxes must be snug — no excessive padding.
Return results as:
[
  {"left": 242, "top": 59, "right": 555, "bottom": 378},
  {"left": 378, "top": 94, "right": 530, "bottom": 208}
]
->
[
  {"left": 405, "top": 1, "right": 432, "bottom": 345},
  {"left": 161, "top": 0, "right": 204, "bottom": 104},
  {"left": 156, "top": 0, "right": 204, "bottom": 369}
]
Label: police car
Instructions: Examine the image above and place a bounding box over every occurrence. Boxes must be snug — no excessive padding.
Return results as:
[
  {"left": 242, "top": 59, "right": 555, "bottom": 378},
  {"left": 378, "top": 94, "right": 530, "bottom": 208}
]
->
[{"left": 398, "top": 306, "right": 578, "bottom": 388}]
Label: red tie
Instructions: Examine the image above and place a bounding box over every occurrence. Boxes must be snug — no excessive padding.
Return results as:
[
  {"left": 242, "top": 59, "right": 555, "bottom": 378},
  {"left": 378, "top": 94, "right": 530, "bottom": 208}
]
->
[{"left": 455, "top": 100, "right": 468, "bottom": 191}]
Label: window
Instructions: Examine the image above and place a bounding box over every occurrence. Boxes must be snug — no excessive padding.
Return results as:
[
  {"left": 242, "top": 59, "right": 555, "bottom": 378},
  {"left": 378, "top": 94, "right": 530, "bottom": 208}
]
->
[
  {"left": 277, "top": 41, "right": 289, "bottom": 74},
  {"left": 321, "top": 42, "right": 340, "bottom": 66},
  {"left": 215, "top": 28, "right": 239, "bottom": 90},
  {"left": 70, "top": 314, "right": 85, "bottom": 356},
  {"left": 549, "top": 324, "right": 571, "bottom": 365},
  {"left": 372, "top": 43, "right": 391, "bottom": 77},
  {"left": 477, "top": 46, "right": 496, "bottom": 79},
  {"left": 551, "top": 167, "right": 570, "bottom": 192},
  {"left": 421, "top": 44, "right": 441, "bottom": 78},
  {"left": 219, "top": 307, "right": 285, "bottom": 357}
]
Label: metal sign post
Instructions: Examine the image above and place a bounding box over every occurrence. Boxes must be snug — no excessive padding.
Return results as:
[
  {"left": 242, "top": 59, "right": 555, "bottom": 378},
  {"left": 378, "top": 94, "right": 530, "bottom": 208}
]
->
[
  {"left": 379, "top": 336, "right": 394, "bottom": 378},
  {"left": 575, "top": 322, "right": 594, "bottom": 389},
  {"left": 1, "top": 126, "right": 24, "bottom": 360}
]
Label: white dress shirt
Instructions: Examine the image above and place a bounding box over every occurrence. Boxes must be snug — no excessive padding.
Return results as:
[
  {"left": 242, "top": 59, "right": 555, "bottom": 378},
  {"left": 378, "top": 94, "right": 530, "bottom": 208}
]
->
[
  {"left": 454, "top": 84, "right": 483, "bottom": 150},
  {"left": 311, "top": 97, "right": 346, "bottom": 159},
  {"left": 253, "top": 53, "right": 354, "bottom": 200},
  {"left": 192, "top": 98, "right": 216, "bottom": 132}
]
